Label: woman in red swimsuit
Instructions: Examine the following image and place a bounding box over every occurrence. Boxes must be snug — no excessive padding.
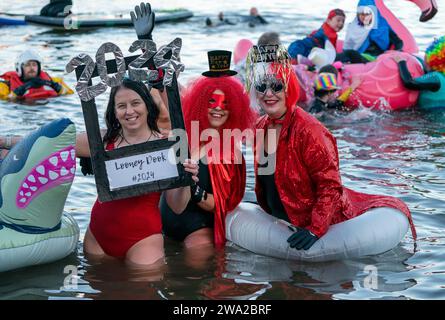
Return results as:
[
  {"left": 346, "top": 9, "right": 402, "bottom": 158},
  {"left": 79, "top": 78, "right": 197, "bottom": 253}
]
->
[{"left": 75, "top": 79, "right": 199, "bottom": 266}]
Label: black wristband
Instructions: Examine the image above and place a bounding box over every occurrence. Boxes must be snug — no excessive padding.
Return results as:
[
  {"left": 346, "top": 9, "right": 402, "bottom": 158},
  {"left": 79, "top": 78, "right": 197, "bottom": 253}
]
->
[{"left": 80, "top": 157, "right": 94, "bottom": 176}]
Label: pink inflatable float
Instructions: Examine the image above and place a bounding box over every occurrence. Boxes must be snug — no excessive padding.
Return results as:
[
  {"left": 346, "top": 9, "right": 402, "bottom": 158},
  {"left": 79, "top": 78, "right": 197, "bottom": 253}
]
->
[{"left": 234, "top": 0, "right": 438, "bottom": 111}]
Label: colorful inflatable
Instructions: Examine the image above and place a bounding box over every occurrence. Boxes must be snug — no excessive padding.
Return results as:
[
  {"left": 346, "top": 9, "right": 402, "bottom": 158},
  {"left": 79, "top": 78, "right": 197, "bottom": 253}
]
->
[
  {"left": 226, "top": 203, "right": 410, "bottom": 262},
  {"left": 234, "top": 0, "right": 438, "bottom": 111},
  {"left": 0, "top": 118, "right": 79, "bottom": 272},
  {"left": 338, "top": 0, "right": 433, "bottom": 110}
]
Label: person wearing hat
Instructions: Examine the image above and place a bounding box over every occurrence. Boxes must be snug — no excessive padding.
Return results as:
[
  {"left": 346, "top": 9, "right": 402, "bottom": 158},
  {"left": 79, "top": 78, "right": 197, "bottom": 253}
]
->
[
  {"left": 287, "top": 9, "right": 346, "bottom": 62},
  {"left": 244, "top": 44, "right": 415, "bottom": 251},
  {"left": 0, "top": 49, "right": 72, "bottom": 100},
  {"left": 160, "top": 50, "right": 257, "bottom": 254}
]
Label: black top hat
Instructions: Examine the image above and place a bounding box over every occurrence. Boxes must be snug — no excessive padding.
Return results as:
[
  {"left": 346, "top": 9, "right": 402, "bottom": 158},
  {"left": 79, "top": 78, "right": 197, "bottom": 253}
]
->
[{"left": 202, "top": 50, "right": 238, "bottom": 77}]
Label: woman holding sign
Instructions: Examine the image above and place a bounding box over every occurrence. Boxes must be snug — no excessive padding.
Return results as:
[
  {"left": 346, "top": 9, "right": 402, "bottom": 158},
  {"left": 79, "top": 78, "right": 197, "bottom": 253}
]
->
[
  {"left": 160, "top": 50, "right": 257, "bottom": 250},
  {"left": 76, "top": 78, "right": 199, "bottom": 265},
  {"left": 0, "top": 78, "right": 199, "bottom": 266}
]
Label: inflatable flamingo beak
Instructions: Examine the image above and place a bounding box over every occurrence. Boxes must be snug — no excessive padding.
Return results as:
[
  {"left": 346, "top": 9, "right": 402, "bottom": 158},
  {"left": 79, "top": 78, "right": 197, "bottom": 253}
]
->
[{"left": 409, "top": 0, "right": 438, "bottom": 22}]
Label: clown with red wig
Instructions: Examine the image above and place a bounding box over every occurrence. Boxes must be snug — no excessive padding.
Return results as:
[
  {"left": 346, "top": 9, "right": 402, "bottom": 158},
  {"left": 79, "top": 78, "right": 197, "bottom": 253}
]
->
[
  {"left": 160, "top": 50, "right": 257, "bottom": 248},
  {"left": 245, "top": 44, "right": 416, "bottom": 251}
]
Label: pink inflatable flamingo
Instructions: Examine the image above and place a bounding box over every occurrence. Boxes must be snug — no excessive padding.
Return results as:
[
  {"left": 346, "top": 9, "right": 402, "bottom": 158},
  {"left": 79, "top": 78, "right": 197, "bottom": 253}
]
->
[
  {"left": 339, "top": 0, "right": 438, "bottom": 110},
  {"left": 233, "top": 0, "right": 438, "bottom": 111},
  {"left": 341, "top": 51, "right": 424, "bottom": 110}
]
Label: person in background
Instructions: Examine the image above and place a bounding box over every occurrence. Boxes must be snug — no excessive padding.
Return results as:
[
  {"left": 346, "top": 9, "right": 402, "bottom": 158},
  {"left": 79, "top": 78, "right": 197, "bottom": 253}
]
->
[
  {"left": 40, "top": 0, "right": 72, "bottom": 17},
  {"left": 309, "top": 65, "right": 362, "bottom": 116},
  {"left": 246, "top": 7, "right": 268, "bottom": 27},
  {"left": 341, "top": 0, "right": 403, "bottom": 63},
  {"left": 0, "top": 49, "right": 72, "bottom": 100},
  {"left": 206, "top": 11, "right": 236, "bottom": 27},
  {"left": 393, "top": 35, "right": 445, "bottom": 110}
]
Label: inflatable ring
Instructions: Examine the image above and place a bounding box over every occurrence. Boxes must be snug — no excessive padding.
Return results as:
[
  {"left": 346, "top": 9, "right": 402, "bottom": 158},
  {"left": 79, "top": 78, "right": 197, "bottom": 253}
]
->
[
  {"left": 226, "top": 203, "right": 409, "bottom": 262},
  {"left": 0, "top": 118, "right": 79, "bottom": 272}
]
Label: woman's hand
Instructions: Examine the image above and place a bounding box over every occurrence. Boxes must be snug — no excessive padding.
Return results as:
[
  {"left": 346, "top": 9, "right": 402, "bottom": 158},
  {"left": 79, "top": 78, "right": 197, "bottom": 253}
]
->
[
  {"left": 287, "top": 226, "right": 319, "bottom": 250},
  {"left": 183, "top": 159, "right": 199, "bottom": 183}
]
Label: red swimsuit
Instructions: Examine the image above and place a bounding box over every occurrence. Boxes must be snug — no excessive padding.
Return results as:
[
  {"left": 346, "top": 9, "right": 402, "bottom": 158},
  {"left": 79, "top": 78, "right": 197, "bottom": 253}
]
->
[{"left": 89, "top": 142, "right": 162, "bottom": 258}]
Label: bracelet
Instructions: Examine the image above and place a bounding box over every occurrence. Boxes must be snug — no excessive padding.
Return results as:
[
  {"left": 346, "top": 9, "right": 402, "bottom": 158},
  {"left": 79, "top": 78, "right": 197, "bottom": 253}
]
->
[{"left": 190, "top": 184, "right": 205, "bottom": 203}]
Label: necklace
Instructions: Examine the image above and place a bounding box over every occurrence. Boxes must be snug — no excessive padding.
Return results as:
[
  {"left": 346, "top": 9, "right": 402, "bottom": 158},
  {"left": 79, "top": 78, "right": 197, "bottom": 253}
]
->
[{"left": 119, "top": 130, "right": 152, "bottom": 146}]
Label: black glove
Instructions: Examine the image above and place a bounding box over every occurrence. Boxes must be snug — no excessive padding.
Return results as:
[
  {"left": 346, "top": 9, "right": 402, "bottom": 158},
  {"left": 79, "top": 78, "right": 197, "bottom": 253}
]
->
[
  {"left": 13, "top": 82, "right": 33, "bottom": 96},
  {"left": 14, "top": 78, "right": 62, "bottom": 96},
  {"left": 79, "top": 157, "right": 94, "bottom": 176},
  {"left": 131, "top": 2, "right": 155, "bottom": 40},
  {"left": 190, "top": 184, "right": 207, "bottom": 203},
  {"left": 13, "top": 78, "right": 43, "bottom": 96},
  {"left": 44, "top": 80, "right": 62, "bottom": 92},
  {"left": 287, "top": 226, "right": 319, "bottom": 250}
]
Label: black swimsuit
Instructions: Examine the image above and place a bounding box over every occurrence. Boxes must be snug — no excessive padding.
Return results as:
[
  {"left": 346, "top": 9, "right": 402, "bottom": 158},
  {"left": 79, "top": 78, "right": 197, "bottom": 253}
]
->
[{"left": 257, "top": 151, "right": 290, "bottom": 222}]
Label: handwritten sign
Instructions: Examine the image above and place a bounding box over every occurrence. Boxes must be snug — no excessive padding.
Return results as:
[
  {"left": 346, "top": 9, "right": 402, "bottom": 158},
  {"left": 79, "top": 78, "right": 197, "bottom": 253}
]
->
[{"left": 105, "top": 148, "right": 178, "bottom": 190}]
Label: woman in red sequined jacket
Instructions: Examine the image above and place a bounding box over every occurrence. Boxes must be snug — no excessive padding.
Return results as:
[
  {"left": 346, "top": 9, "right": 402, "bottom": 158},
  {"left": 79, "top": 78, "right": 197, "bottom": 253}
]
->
[{"left": 249, "top": 54, "right": 416, "bottom": 251}]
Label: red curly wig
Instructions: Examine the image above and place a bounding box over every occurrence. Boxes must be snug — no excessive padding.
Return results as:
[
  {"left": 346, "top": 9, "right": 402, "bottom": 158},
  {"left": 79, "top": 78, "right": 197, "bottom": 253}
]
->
[{"left": 182, "top": 76, "right": 257, "bottom": 142}]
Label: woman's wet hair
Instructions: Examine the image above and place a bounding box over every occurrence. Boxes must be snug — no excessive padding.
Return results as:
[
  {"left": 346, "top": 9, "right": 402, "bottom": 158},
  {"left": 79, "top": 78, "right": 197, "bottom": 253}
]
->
[
  {"left": 257, "top": 32, "right": 281, "bottom": 46},
  {"left": 103, "top": 78, "right": 160, "bottom": 144}
]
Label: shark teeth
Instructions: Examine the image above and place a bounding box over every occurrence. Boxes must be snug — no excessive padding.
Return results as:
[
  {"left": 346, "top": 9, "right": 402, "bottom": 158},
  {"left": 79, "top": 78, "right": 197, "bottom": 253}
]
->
[
  {"left": 39, "top": 177, "right": 48, "bottom": 184},
  {"left": 49, "top": 171, "right": 59, "bottom": 180},
  {"left": 36, "top": 165, "right": 45, "bottom": 175},
  {"left": 60, "top": 151, "right": 69, "bottom": 162},
  {"left": 16, "top": 146, "right": 77, "bottom": 209},
  {"left": 49, "top": 156, "right": 58, "bottom": 166}
]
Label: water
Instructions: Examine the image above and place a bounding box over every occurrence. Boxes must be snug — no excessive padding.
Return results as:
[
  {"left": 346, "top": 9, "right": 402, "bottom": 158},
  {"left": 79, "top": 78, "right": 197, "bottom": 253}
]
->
[{"left": 1, "top": 0, "right": 445, "bottom": 300}]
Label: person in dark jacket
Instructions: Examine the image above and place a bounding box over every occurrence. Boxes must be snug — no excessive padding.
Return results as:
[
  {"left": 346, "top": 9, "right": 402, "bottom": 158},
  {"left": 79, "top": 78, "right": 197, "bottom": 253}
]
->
[
  {"left": 341, "top": 0, "right": 403, "bottom": 63},
  {"left": 288, "top": 9, "right": 345, "bottom": 60},
  {"left": 40, "top": 0, "right": 72, "bottom": 17}
]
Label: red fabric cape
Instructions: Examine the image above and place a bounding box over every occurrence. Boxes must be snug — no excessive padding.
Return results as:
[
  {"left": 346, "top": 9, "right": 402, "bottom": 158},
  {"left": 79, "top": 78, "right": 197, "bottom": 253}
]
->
[{"left": 209, "top": 155, "right": 246, "bottom": 248}]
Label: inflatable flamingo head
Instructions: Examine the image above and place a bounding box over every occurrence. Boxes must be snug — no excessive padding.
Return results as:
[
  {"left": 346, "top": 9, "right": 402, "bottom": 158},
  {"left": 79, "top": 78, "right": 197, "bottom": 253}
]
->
[
  {"left": 425, "top": 35, "right": 445, "bottom": 73},
  {"left": 408, "top": 0, "right": 438, "bottom": 22}
]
